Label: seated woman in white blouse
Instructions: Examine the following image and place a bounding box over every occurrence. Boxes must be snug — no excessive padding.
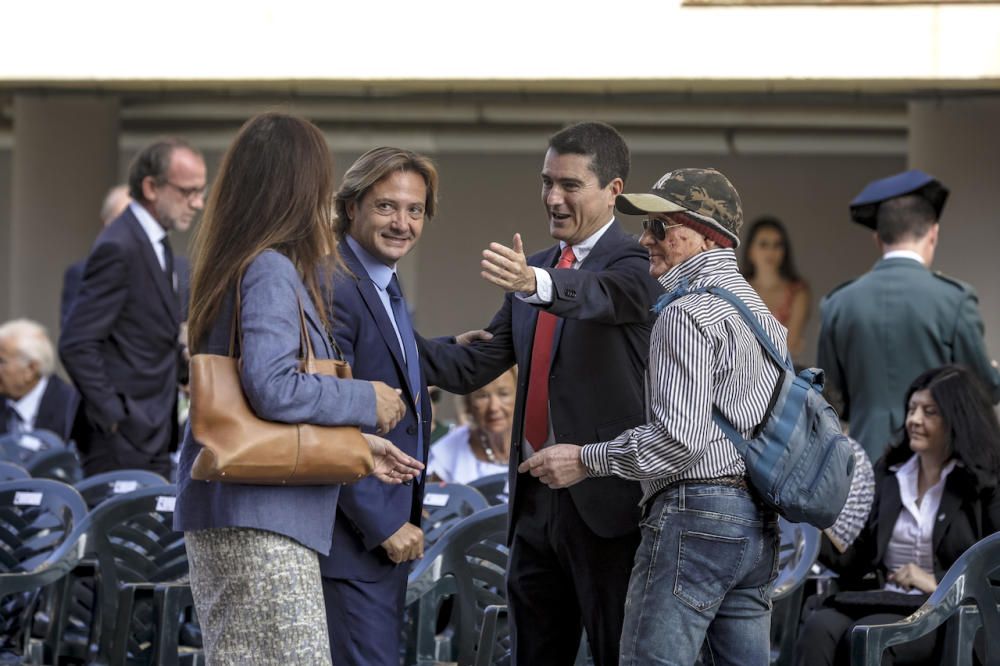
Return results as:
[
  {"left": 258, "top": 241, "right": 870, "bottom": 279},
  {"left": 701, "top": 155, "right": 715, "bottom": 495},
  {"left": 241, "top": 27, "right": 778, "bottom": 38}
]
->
[
  {"left": 794, "top": 364, "right": 1000, "bottom": 666},
  {"left": 427, "top": 367, "right": 516, "bottom": 485}
]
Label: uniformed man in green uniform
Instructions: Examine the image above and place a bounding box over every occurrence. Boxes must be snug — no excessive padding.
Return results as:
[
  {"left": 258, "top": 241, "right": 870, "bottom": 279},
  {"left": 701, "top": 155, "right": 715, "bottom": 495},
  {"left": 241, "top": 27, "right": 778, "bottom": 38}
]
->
[{"left": 817, "top": 169, "right": 1000, "bottom": 460}]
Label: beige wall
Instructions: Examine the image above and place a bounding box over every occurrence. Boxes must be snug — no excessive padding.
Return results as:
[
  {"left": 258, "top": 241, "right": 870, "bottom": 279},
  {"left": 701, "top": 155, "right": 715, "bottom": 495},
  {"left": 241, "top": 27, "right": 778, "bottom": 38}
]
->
[{"left": 909, "top": 97, "right": 1000, "bottom": 370}]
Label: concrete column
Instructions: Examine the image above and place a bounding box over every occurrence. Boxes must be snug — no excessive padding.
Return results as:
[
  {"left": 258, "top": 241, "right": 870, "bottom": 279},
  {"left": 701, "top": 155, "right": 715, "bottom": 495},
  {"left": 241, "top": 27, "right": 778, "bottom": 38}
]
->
[
  {"left": 909, "top": 97, "right": 1000, "bottom": 367},
  {"left": 9, "top": 94, "right": 119, "bottom": 340}
]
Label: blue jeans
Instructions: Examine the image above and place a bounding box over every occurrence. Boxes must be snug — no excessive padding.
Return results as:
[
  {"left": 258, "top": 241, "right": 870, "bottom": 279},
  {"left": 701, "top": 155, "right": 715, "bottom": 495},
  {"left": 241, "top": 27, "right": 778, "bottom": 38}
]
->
[{"left": 620, "top": 482, "right": 780, "bottom": 666}]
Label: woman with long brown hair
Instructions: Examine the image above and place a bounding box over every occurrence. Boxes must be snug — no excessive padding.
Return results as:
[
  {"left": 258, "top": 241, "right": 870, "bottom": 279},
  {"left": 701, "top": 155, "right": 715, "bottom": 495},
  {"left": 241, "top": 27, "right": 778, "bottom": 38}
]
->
[{"left": 173, "top": 113, "right": 421, "bottom": 664}]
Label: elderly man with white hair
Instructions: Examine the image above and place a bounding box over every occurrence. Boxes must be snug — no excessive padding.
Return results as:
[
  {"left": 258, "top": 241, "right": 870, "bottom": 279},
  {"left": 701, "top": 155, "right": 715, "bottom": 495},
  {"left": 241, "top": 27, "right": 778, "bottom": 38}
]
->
[{"left": 0, "top": 319, "right": 79, "bottom": 442}]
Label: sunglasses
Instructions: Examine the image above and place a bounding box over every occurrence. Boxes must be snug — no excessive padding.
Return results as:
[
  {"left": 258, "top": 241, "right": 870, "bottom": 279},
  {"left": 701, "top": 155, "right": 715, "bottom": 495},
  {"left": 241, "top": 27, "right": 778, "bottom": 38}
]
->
[{"left": 641, "top": 219, "right": 685, "bottom": 241}]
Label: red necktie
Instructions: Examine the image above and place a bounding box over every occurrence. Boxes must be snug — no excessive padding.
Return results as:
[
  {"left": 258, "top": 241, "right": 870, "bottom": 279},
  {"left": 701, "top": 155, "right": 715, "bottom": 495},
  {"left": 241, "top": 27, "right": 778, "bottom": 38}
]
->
[{"left": 524, "top": 246, "right": 576, "bottom": 447}]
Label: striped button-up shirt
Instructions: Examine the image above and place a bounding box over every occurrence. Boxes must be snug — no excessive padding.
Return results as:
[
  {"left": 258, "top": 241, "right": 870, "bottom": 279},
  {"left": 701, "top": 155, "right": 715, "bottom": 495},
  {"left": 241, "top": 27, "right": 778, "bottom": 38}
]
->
[{"left": 580, "top": 248, "right": 787, "bottom": 505}]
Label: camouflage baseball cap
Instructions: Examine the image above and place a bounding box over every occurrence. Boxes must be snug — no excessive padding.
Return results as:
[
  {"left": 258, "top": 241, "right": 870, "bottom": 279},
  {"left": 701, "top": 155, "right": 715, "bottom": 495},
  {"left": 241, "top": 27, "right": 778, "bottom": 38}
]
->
[{"left": 616, "top": 168, "right": 744, "bottom": 248}]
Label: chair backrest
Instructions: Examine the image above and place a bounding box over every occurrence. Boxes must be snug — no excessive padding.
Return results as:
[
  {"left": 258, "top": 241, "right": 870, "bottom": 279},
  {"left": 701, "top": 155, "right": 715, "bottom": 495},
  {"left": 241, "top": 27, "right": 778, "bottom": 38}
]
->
[
  {"left": 0, "top": 479, "right": 89, "bottom": 653},
  {"left": 410, "top": 504, "right": 509, "bottom": 665},
  {"left": 74, "top": 470, "right": 171, "bottom": 510},
  {"left": 771, "top": 517, "right": 821, "bottom": 600},
  {"left": 25, "top": 448, "right": 83, "bottom": 484},
  {"left": 85, "top": 485, "right": 187, "bottom": 662},
  {"left": 421, "top": 481, "right": 490, "bottom": 546},
  {"left": 467, "top": 473, "right": 509, "bottom": 506},
  {"left": 0, "top": 430, "right": 66, "bottom": 466},
  {"left": 0, "top": 461, "right": 30, "bottom": 482}
]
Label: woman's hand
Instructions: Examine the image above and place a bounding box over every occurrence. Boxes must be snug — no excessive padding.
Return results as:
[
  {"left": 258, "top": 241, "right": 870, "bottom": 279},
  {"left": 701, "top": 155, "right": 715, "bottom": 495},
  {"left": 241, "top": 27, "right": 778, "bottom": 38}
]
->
[
  {"left": 888, "top": 562, "right": 937, "bottom": 594},
  {"left": 364, "top": 434, "right": 424, "bottom": 484},
  {"left": 371, "top": 381, "right": 406, "bottom": 434}
]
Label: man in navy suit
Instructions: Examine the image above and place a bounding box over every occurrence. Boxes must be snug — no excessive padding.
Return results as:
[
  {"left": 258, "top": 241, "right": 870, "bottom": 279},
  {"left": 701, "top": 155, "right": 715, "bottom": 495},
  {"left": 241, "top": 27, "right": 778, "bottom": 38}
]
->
[
  {"left": 59, "top": 138, "right": 206, "bottom": 476},
  {"left": 0, "top": 319, "right": 79, "bottom": 442},
  {"left": 60, "top": 184, "right": 131, "bottom": 328},
  {"left": 419, "top": 122, "right": 663, "bottom": 665},
  {"left": 320, "top": 147, "right": 437, "bottom": 665}
]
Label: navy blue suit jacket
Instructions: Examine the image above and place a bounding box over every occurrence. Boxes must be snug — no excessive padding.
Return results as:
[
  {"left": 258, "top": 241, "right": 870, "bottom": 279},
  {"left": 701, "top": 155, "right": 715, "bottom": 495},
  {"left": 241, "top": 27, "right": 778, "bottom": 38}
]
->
[
  {"left": 60, "top": 259, "right": 85, "bottom": 329},
  {"left": 59, "top": 207, "right": 182, "bottom": 457},
  {"left": 319, "top": 242, "right": 431, "bottom": 582},
  {"left": 173, "top": 250, "right": 378, "bottom": 553},
  {"left": 419, "top": 221, "right": 662, "bottom": 540},
  {"left": 1, "top": 375, "right": 79, "bottom": 443}
]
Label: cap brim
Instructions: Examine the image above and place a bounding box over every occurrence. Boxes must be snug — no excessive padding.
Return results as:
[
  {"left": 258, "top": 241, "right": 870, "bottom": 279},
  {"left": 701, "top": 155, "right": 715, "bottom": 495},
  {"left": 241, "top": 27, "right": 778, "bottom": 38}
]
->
[{"left": 615, "top": 193, "right": 687, "bottom": 216}]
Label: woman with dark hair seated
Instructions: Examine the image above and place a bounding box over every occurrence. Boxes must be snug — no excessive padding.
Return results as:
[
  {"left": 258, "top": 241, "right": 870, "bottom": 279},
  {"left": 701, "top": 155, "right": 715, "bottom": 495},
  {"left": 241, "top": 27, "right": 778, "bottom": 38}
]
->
[{"left": 794, "top": 364, "right": 1000, "bottom": 665}]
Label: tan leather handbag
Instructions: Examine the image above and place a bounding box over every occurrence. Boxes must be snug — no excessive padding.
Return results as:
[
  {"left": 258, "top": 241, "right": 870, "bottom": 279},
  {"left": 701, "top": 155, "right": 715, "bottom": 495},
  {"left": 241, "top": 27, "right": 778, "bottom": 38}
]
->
[{"left": 189, "top": 292, "right": 374, "bottom": 484}]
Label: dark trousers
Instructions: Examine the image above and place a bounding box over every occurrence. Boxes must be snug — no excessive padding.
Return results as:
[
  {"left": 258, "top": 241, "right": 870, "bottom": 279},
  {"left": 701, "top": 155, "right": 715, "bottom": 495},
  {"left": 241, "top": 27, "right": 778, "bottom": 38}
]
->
[
  {"left": 322, "top": 567, "right": 408, "bottom": 666},
  {"left": 80, "top": 429, "right": 172, "bottom": 478},
  {"left": 508, "top": 474, "right": 640, "bottom": 666},
  {"left": 794, "top": 606, "right": 942, "bottom": 665}
]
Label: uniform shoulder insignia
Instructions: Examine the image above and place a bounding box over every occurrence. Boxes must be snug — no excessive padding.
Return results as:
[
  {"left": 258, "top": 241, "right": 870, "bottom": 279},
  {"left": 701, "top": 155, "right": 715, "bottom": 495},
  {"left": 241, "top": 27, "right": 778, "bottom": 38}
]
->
[{"left": 932, "top": 271, "right": 972, "bottom": 292}]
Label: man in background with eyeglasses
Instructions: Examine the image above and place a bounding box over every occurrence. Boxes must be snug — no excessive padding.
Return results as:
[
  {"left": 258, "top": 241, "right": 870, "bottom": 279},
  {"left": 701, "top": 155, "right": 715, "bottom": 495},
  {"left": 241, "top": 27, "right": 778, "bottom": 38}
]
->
[{"left": 60, "top": 138, "right": 206, "bottom": 476}]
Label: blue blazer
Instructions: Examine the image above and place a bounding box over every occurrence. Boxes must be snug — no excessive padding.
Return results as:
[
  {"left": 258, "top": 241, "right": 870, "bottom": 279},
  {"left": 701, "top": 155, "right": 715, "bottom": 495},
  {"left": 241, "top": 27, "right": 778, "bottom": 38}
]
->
[
  {"left": 419, "top": 221, "right": 662, "bottom": 541},
  {"left": 173, "top": 250, "right": 378, "bottom": 554},
  {"left": 319, "top": 242, "right": 431, "bottom": 582}
]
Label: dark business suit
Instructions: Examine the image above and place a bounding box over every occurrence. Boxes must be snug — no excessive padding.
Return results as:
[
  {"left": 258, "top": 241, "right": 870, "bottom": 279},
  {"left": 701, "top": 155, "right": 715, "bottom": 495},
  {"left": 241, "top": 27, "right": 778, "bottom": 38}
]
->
[
  {"left": 320, "top": 241, "right": 431, "bottom": 666},
  {"left": 795, "top": 459, "right": 1000, "bottom": 665},
  {"left": 60, "top": 259, "right": 86, "bottom": 328},
  {"left": 818, "top": 257, "right": 1000, "bottom": 460},
  {"left": 59, "top": 206, "right": 182, "bottom": 476},
  {"left": 420, "top": 221, "right": 663, "bottom": 665},
  {"left": 0, "top": 375, "right": 80, "bottom": 443}
]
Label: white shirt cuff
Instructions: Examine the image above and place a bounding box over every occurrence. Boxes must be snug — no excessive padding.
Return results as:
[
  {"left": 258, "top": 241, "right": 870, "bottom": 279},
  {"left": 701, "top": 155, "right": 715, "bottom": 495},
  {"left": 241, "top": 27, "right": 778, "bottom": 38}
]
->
[{"left": 516, "top": 267, "right": 552, "bottom": 304}]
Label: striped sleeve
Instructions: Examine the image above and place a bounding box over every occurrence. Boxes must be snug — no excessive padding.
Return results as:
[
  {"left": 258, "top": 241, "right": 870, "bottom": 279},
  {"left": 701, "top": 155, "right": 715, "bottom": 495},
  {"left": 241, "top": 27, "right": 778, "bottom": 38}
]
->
[{"left": 581, "top": 304, "right": 714, "bottom": 480}]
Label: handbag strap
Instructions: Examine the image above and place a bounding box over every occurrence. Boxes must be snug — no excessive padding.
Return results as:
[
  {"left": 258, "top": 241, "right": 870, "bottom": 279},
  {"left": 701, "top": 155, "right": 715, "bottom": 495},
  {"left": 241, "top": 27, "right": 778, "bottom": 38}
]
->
[{"left": 296, "top": 294, "right": 317, "bottom": 365}]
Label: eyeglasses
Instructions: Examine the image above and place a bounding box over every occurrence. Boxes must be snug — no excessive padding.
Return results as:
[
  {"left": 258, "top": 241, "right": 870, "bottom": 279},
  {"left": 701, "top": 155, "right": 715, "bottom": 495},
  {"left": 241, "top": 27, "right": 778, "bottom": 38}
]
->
[
  {"left": 641, "top": 219, "right": 685, "bottom": 241},
  {"left": 163, "top": 180, "right": 207, "bottom": 201}
]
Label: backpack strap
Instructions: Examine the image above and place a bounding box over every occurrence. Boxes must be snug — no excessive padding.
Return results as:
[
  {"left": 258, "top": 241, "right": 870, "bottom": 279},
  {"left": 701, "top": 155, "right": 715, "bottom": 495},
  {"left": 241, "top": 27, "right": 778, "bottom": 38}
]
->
[{"left": 652, "top": 279, "right": 792, "bottom": 456}]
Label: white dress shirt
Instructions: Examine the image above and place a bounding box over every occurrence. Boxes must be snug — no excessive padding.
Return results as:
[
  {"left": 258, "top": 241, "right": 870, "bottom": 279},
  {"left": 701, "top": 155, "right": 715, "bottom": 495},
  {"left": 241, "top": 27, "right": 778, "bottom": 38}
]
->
[
  {"left": 518, "top": 218, "right": 616, "bottom": 304},
  {"left": 10, "top": 376, "right": 49, "bottom": 431},
  {"left": 884, "top": 454, "right": 957, "bottom": 594},
  {"left": 882, "top": 249, "right": 925, "bottom": 266},
  {"left": 130, "top": 201, "right": 168, "bottom": 271}
]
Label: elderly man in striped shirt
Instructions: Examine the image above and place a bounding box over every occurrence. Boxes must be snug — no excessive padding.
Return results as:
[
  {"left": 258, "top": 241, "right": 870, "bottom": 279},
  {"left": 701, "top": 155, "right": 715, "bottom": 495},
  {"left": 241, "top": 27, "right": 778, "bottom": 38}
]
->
[{"left": 522, "top": 168, "right": 786, "bottom": 666}]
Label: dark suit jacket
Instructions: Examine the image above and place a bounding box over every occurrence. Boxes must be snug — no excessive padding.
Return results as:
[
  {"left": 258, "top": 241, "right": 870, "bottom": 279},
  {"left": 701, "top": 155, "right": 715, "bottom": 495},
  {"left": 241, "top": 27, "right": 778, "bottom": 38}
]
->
[
  {"left": 319, "top": 242, "right": 431, "bottom": 582},
  {"left": 825, "top": 458, "right": 1000, "bottom": 587},
  {"left": 60, "top": 259, "right": 86, "bottom": 329},
  {"left": 1, "top": 375, "right": 79, "bottom": 443},
  {"left": 58, "top": 207, "right": 182, "bottom": 458},
  {"left": 818, "top": 257, "right": 1000, "bottom": 460},
  {"left": 419, "top": 221, "right": 663, "bottom": 540}
]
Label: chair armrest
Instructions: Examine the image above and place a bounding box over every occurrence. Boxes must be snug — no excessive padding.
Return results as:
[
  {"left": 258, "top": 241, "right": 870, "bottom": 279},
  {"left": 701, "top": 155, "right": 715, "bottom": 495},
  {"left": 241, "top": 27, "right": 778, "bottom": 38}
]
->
[
  {"left": 850, "top": 593, "right": 961, "bottom": 665},
  {"left": 154, "top": 582, "right": 196, "bottom": 666},
  {"left": 474, "top": 604, "right": 509, "bottom": 666}
]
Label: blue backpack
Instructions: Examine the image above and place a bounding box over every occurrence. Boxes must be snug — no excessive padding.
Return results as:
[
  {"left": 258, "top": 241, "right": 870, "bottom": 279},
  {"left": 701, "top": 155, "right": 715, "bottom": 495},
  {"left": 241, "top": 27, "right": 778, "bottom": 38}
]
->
[{"left": 661, "top": 284, "right": 855, "bottom": 528}]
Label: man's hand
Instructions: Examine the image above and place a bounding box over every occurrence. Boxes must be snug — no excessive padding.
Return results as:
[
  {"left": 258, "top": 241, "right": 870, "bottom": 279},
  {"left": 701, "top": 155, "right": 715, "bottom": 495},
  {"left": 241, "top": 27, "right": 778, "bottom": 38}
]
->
[
  {"left": 517, "top": 444, "right": 588, "bottom": 489},
  {"left": 455, "top": 329, "right": 494, "bottom": 346},
  {"left": 481, "top": 234, "right": 536, "bottom": 294},
  {"left": 372, "top": 381, "right": 406, "bottom": 434},
  {"left": 364, "top": 434, "right": 424, "bottom": 484},
  {"left": 381, "top": 522, "right": 424, "bottom": 564}
]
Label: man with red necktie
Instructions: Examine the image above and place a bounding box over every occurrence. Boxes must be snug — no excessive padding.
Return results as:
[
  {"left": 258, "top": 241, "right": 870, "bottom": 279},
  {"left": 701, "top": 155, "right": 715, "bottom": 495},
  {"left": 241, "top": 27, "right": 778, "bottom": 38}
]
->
[{"left": 420, "top": 121, "right": 662, "bottom": 665}]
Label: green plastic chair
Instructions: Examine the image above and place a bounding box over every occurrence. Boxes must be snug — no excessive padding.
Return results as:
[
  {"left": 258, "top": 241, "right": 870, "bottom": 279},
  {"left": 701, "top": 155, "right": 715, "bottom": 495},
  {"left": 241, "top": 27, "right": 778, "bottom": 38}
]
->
[
  {"left": 421, "top": 481, "right": 490, "bottom": 547},
  {"left": 467, "top": 473, "right": 509, "bottom": 506},
  {"left": 407, "top": 504, "right": 508, "bottom": 666},
  {"left": 770, "top": 517, "right": 821, "bottom": 666},
  {"left": 850, "top": 531, "right": 1000, "bottom": 666},
  {"left": 0, "top": 462, "right": 29, "bottom": 482},
  {"left": 0, "top": 478, "right": 89, "bottom": 664}
]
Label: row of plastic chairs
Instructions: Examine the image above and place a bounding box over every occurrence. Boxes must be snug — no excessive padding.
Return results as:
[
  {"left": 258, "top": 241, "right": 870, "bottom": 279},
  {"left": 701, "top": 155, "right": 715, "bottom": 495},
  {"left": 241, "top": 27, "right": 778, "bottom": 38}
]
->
[
  {"left": 0, "top": 472, "right": 200, "bottom": 665},
  {"left": 0, "top": 431, "right": 83, "bottom": 486}
]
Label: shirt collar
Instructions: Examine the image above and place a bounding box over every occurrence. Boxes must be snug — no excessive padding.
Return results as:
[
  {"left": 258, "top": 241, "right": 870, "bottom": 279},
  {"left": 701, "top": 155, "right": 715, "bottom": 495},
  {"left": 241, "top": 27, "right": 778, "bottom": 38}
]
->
[
  {"left": 893, "top": 452, "right": 958, "bottom": 485},
  {"left": 129, "top": 201, "right": 167, "bottom": 246},
  {"left": 658, "top": 248, "right": 738, "bottom": 293},
  {"left": 559, "top": 218, "right": 615, "bottom": 263},
  {"left": 12, "top": 376, "right": 48, "bottom": 429},
  {"left": 882, "top": 250, "right": 925, "bottom": 266},
  {"left": 345, "top": 235, "right": 396, "bottom": 291}
]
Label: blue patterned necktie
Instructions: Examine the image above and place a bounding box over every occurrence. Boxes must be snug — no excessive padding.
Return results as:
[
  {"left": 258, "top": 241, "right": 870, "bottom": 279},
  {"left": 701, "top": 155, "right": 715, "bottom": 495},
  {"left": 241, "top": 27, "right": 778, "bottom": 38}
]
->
[{"left": 387, "top": 274, "right": 423, "bottom": 465}]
